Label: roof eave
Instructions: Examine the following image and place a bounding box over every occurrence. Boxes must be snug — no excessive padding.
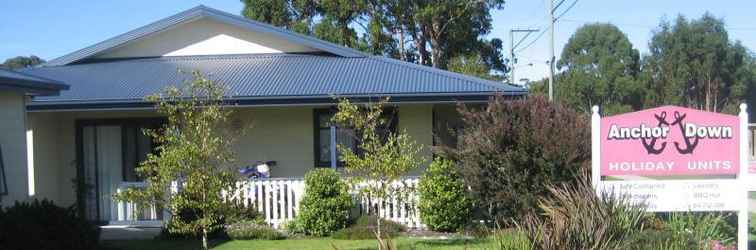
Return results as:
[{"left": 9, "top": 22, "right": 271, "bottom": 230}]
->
[{"left": 27, "top": 91, "right": 526, "bottom": 111}]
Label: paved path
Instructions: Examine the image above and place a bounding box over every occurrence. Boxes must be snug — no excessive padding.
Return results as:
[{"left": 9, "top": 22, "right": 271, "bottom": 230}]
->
[{"left": 100, "top": 226, "right": 162, "bottom": 240}]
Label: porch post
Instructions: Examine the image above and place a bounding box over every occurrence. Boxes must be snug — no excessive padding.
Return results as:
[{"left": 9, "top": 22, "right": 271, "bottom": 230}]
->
[{"left": 330, "top": 126, "right": 337, "bottom": 169}]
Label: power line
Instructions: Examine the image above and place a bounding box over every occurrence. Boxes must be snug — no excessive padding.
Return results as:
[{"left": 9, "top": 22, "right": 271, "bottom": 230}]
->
[
  {"left": 513, "top": 0, "right": 578, "bottom": 54},
  {"left": 554, "top": 0, "right": 579, "bottom": 21}
]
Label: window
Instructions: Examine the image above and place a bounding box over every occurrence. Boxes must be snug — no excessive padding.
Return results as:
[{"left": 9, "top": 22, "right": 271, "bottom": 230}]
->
[
  {"left": 121, "top": 122, "right": 160, "bottom": 182},
  {"left": 314, "top": 108, "right": 398, "bottom": 168}
]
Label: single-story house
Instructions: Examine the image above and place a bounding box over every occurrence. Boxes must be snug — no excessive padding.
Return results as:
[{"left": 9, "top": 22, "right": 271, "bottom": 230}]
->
[{"left": 6, "top": 5, "right": 525, "bottom": 226}]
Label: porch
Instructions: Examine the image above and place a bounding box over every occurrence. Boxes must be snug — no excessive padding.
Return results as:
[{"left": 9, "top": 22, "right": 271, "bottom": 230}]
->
[{"left": 111, "top": 177, "right": 424, "bottom": 229}]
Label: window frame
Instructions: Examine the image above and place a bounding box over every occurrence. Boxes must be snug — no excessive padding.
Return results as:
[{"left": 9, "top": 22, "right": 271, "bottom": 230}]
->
[{"left": 313, "top": 107, "right": 398, "bottom": 168}]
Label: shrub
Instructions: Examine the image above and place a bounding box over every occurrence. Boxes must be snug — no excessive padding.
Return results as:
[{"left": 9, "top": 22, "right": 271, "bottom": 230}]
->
[
  {"left": 331, "top": 215, "right": 405, "bottom": 240},
  {"left": 0, "top": 199, "right": 100, "bottom": 250},
  {"left": 417, "top": 157, "right": 472, "bottom": 232},
  {"left": 226, "top": 220, "right": 285, "bottom": 240},
  {"left": 662, "top": 212, "right": 735, "bottom": 247},
  {"left": 493, "top": 229, "right": 533, "bottom": 250},
  {"left": 443, "top": 95, "right": 590, "bottom": 222},
  {"left": 296, "top": 168, "right": 353, "bottom": 236},
  {"left": 159, "top": 199, "right": 262, "bottom": 240},
  {"left": 519, "top": 171, "right": 647, "bottom": 250},
  {"left": 625, "top": 229, "right": 699, "bottom": 250}
]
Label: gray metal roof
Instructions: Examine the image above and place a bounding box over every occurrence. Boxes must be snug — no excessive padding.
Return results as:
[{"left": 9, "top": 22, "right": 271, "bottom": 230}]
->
[
  {"left": 22, "top": 54, "right": 524, "bottom": 110},
  {"left": 0, "top": 68, "right": 68, "bottom": 96},
  {"left": 44, "top": 5, "right": 365, "bottom": 66}
]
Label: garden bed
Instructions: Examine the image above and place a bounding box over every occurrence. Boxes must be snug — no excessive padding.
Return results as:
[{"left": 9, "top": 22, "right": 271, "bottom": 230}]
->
[{"left": 101, "top": 237, "right": 496, "bottom": 250}]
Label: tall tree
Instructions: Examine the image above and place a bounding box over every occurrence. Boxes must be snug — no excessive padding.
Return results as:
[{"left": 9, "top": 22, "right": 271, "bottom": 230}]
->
[
  {"left": 1, "top": 55, "right": 45, "bottom": 69},
  {"left": 553, "top": 23, "right": 642, "bottom": 114},
  {"left": 643, "top": 14, "right": 752, "bottom": 113},
  {"left": 240, "top": 0, "right": 507, "bottom": 78}
]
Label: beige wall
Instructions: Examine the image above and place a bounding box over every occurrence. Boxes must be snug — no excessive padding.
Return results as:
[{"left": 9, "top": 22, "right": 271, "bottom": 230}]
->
[
  {"left": 0, "top": 92, "right": 29, "bottom": 206},
  {"left": 97, "top": 18, "right": 318, "bottom": 58},
  {"left": 27, "top": 104, "right": 436, "bottom": 205}
]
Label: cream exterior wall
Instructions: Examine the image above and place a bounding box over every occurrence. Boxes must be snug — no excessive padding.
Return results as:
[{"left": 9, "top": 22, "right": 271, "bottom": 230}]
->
[
  {"left": 96, "top": 18, "right": 318, "bottom": 58},
  {"left": 0, "top": 92, "right": 29, "bottom": 207},
  {"left": 26, "top": 104, "right": 436, "bottom": 206}
]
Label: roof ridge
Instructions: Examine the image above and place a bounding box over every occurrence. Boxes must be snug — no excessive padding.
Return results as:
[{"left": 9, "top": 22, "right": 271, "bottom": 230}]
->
[
  {"left": 44, "top": 5, "right": 367, "bottom": 66},
  {"left": 38, "top": 53, "right": 330, "bottom": 68},
  {"left": 367, "top": 56, "right": 524, "bottom": 92}
]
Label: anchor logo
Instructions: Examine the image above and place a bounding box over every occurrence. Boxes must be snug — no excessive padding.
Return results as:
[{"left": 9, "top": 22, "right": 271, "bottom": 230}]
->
[{"left": 641, "top": 111, "right": 698, "bottom": 155}]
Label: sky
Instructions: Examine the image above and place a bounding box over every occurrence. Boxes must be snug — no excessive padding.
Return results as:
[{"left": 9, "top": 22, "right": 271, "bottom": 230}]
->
[{"left": 1, "top": 0, "right": 755, "bottom": 82}]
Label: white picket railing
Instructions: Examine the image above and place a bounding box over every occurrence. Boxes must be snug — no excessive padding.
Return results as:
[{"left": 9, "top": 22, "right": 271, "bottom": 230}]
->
[
  {"left": 113, "top": 182, "right": 163, "bottom": 225},
  {"left": 112, "top": 177, "right": 423, "bottom": 229}
]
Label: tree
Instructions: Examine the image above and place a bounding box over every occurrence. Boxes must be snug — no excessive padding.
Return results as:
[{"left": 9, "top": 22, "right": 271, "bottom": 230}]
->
[
  {"left": 559, "top": 23, "right": 642, "bottom": 114},
  {"left": 642, "top": 14, "right": 752, "bottom": 113},
  {"left": 240, "top": 0, "right": 507, "bottom": 77},
  {"left": 114, "top": 71, "right": 243, "bottom": 250},
  {"left": 1, "top": 55, "right": 45, "bottom": 69},
  {"left": 442, "top": 95, "right": 590, "bottom": 223},
  {"left": 548, "top": 23, "right": 642, "bottom": 114},
  {"left": 331, "top": 98, "right": 425, "bottom": 242},
  {"left": 447, "top": 53, "right": 501, "bottom": 81}
]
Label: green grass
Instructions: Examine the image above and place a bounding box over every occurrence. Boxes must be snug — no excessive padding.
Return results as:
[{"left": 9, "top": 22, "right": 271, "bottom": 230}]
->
[{"left": 102, "top": 237, "right": 496, "bottom": 250}]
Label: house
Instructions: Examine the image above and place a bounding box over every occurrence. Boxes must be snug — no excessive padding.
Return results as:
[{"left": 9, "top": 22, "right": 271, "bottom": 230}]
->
[
  {"left": 5, "top": 5, "right": 525, "bottom": 226},
  {"left": 0, "top": 69, "right": 67, "bottom": 206}
]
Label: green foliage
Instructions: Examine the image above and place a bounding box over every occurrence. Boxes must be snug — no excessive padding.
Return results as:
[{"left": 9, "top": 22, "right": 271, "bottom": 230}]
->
[
  {"left": 643, "top": 13, "right": 753, "bottom": 113},
  {"left": 296, "top": 168, "right": 353, "bottom": 236},
  {"left": 552, "top": 23, "right": 642, "bottom": 114},
  {"left": 0, "top": 55, "right": 45, "bottom": 69},
  {"left": 0, "top": 199, "right": 100, "bottom": 250},
  {"left": 331, "top": 215, "right": 406, "bottom": 240},
  {"left": 226, "top": 221, "right": 286, "bottom": 240},
  {"left": 519, "top": 171, "right": 648, "bottom": 250},
  {"left": 447, "top": 54, "right": 502, "bottom": 81},
  {"left": 625, "top": 229, "right": 700, "bottom": 250},
  {"left": 240, "top": 0, "right": 507, "bottom": 75},
  {"left": 663, "top": 212, "right": 735, "bottom": 246},
  {"left": 417, "top": 157, "right": 472, "bottom": 232},
  {"left": 113, "top": 70, "right": 243, "bottom": 250},
  {"left": 331, "top": 98, "right": 425, "bottom": 239},
  {"left": 445, "top": 95, "right": 590, "bottom": 222},
  {"left": 493, "top": 230, "right": 533, "bottom": 250}
]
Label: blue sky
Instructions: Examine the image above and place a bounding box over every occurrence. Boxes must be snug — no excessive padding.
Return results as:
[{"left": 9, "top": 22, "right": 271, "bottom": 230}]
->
[{"left": 1, "top": 0, "right": 754, "bottom": 81}]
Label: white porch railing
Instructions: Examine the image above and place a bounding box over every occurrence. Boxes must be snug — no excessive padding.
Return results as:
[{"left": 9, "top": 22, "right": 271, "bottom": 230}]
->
[
  {"left": 112, "top": 177, "right": 424, "bottom": 229},
  {"left": 113, "top": 182, "right": 163, "bottom": 225}
]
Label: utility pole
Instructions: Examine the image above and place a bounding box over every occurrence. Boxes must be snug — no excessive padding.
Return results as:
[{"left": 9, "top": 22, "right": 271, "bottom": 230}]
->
[
  {"left": 509, "top": 28, "right": 539, "bottom": 85},
  {"left": 548, "top": 0, "right": 555, "bottom": 101}
]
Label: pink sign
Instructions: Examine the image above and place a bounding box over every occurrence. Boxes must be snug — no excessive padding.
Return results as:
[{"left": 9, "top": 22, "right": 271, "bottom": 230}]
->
[{"left": 600, "top": 106, "right": 739, "bottom": 176}]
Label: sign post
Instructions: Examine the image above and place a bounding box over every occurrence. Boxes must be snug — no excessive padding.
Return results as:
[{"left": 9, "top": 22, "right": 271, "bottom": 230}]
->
[{"left": 591, "top": 104, "right": 750, "bottom": 250}]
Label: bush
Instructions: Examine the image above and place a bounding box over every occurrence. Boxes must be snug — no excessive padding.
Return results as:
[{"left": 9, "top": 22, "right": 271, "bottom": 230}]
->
[
  {"left": 0, "top": 199, "right": 100, "bottom": 250},
  {"left": 662, "top": 212, "right": 735, "bottom": 247},
  {"left": 159, "top": 199, "right": 262, "bottom": 240},
  {"left": 226, "top": 220, "right": 285, "bottom": 240},
  {"left": 331, "top": 215, "right": 405, "bottom": 240},
  {"left": 417, "top": 157, "right": 472, "bottom": 232},
  {"left": 296, "top": 168, "right": 353, "bottom": 236},
  {"left": 519, "top": 171, "right": 648, "bottom": 250},
  {"left": 626, "top": 229, "right": 699, "bottom": 250},
  {"left": 444, "top": 95, "right": 591, "bottom": 222}
]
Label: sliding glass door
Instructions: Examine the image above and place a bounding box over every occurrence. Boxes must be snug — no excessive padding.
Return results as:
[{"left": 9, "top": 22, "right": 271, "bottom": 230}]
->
[
  {"left": 81, "top": 125, "right": 122, "bottom": 222},
  {"left": 77, "top": 119, "right": 161, "bottom": 223}
]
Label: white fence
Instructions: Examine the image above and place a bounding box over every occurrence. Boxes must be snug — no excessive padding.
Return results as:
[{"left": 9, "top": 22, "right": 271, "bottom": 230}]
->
[{"left": 113, "top": 177, "right": 424, "bottom": 229}]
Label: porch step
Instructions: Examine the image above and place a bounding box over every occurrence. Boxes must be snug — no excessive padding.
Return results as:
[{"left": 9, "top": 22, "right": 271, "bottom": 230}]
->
[{"left": 100, "top": 225, "right": 162, "bottom": 240}]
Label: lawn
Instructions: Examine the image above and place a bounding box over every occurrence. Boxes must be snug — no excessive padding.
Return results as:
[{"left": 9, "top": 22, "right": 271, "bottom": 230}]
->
[{"left": 102, "top": 237, "right": 497, "bottom": 250}]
